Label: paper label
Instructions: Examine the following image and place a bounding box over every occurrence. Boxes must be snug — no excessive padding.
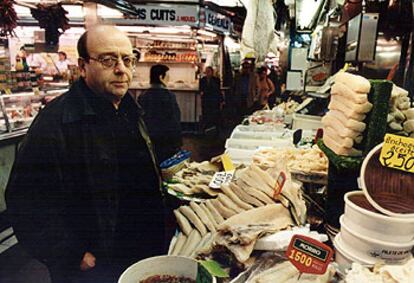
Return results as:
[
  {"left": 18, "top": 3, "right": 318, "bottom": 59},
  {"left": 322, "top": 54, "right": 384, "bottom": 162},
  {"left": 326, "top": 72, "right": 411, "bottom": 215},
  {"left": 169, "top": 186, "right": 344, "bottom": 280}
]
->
[
  {"left": 221, "top": 153, "right": 235, "bottom": 172},
  {"left": 380, "top": 134, "right": 414, "bottom": 173},
  {"left": 286, "top": 235, "right": 333, "bottom": 275},
  {"left": 209, "top": 170, "right": 234, "bottom": 189},
  {"left": 273, "top": 171, "right": 286, "bottom": 198}
]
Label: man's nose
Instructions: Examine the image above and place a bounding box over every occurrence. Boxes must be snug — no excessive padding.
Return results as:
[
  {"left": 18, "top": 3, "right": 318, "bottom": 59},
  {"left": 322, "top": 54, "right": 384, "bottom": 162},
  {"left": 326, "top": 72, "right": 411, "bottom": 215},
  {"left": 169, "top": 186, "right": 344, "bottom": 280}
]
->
[{"left": 114, "top": 60, "right": 128, "bottom": 74}]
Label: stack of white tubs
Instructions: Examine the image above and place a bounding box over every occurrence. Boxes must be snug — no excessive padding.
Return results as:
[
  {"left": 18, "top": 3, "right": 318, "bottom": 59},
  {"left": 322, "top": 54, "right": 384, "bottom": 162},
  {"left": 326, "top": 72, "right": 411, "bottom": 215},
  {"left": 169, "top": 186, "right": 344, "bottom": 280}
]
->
[
  {"left": 225, "top": 125, "right": 293, "bottom": 164},
  {"left": 334, "top": 190, "right": 414, "bottom": 269}
]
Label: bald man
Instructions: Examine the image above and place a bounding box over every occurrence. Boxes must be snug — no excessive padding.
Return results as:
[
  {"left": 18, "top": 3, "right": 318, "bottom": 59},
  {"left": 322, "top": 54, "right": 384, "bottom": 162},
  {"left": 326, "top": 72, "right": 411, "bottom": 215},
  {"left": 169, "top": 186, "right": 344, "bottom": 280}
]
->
[{"left": 6, "top": 26, "right": 165, "bottom": 283}]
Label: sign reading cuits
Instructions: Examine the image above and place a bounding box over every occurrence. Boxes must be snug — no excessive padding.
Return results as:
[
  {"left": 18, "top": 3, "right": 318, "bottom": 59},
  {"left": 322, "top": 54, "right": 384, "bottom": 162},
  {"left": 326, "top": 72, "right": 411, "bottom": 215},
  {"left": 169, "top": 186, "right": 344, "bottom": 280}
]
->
[
  {"left": 380, "top": 134, "right": 414, "bottom": 173},
  {"left": 131, "top": 4, "right": 199, "bottom": 26},
  {"left": 286, "top": 235, "right": 333, "bottom": 275},
  {"left": 204, "top": 9, "right": 231, "bottom": 34}
]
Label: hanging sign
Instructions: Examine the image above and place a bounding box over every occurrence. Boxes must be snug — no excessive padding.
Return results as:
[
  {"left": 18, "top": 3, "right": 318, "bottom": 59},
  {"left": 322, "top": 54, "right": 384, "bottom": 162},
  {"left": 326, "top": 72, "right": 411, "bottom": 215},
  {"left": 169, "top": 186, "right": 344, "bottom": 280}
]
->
[
  {"left": 204, "top": 8, "right": 231, "bottom": 34},
  {"left": 380, "top": 134, "right": 414, "bottom": 173},
  {"left": 286, "top": 235, "right": 333, "bottom": 275},
  {"left": 105, "top": 4, "right": 200, "bottom": 27}
]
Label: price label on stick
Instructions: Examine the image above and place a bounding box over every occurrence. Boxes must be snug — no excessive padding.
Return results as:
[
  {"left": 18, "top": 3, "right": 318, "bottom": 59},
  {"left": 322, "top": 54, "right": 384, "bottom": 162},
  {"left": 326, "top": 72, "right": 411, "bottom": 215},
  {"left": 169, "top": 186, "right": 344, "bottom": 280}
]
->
[
  {"left": 286, "top": 235, "right": 333, "bottom": 275},
  {"left": 209, "top": 170, "right": 235, "bottom": 189},
  {"left": 221, "top": 153, "right": 235, "bottom": 172},
  {"left": 380, "top": 134, "right": 414, "bottom": 174},
  {"left": 273, "top": 171, "right": 286, "bottom": 199}
]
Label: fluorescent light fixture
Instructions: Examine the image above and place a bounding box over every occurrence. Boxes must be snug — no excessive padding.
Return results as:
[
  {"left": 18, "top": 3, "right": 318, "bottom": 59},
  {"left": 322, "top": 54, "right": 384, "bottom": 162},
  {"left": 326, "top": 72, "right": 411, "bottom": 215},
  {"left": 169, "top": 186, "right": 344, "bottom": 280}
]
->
[
  {"left": 97, "top": 4, "right": 124, "bottom": 18},
  {"left": 197, "top": 29, "right": 217, "bottom": 38}
]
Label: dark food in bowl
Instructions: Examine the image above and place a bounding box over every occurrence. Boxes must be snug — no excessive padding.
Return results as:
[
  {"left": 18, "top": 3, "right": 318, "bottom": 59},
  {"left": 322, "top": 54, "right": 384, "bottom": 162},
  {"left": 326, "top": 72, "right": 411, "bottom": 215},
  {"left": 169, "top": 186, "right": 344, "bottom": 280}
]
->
[
  {"left": 348, "top": 194, "right": 379, "bottom": 213},
  {"left": 364, "top": 150, "right": 414, "bottom": 214},
  {"left": 139, "top": 275, "right": 196, "bottom": 283}
]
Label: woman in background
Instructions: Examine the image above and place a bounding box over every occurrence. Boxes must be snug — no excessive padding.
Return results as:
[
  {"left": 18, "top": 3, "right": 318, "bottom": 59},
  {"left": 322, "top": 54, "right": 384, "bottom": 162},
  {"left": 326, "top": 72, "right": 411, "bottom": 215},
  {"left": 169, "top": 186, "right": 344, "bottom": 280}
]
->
[{"left": 138, "top": 64, "right": 182, "bottom": 163}]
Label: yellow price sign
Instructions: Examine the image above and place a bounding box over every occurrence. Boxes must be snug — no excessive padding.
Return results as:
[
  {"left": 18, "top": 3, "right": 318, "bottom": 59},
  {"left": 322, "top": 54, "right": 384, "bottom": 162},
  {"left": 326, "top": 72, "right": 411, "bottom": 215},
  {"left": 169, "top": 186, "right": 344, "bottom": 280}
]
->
[
  {"left": 380, "top": 134, "right": 414, "bottom": 173},
  {"left": 221, "top": 153, "right": 234, "bottom": 172}
]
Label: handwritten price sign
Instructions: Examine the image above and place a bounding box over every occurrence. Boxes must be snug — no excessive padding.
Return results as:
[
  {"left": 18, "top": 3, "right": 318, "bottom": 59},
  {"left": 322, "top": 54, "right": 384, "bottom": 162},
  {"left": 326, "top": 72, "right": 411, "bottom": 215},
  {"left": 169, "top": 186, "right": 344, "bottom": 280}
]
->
[
  {"left": 286, "top": 235, "right": 333, "bottom": 275},
  {"left": 209, "top": 171, "right": 234, "bottom": 189},
  {"left": 380, "top": 134, "right": 414, "bottom": 173}
]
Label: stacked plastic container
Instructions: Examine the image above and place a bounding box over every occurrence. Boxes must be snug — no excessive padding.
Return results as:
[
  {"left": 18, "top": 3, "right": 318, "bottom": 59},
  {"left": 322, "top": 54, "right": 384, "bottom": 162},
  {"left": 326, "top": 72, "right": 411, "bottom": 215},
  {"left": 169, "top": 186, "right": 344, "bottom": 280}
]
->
[{"left": 333, "top": 144, "right": 414, "bottom": 269}]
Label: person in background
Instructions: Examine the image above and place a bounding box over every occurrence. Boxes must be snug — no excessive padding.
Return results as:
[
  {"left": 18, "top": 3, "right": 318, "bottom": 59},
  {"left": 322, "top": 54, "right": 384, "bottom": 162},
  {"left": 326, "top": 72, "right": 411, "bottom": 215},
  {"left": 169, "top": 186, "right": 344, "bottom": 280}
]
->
[
  {"left": 55, "top": 51, "right": 71, "bottom": 73},
  {"left": 255, "top": 66, "right": 275, "bottom": 108},
  {"left": 133, "top": 48, "right": 141, "bottom": 62},
  {"left": 6, "top": 25, "right": 165, "bottom": 283},
  {"left": 138, "top": 64, "right": 182, "bottom": 163},
  {"left": 20, "top": 46, "right": 47, "bottom": 72},
  {"left": 233, "top": 59, "right": 256, "bottom": 120},
  {"left": 199, "top": 66, "right": 223, "bottom": 134}
]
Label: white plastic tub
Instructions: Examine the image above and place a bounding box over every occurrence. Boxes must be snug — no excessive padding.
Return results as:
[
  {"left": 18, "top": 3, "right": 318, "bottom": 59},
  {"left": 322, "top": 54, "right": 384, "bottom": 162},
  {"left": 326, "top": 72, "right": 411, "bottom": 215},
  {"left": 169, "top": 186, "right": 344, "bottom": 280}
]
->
[
  {"left": 292, "top": 114, "right": 322, "bottom": 131},
  {"left": 333, "top": 233, "right": 374, "bottom": 270},
  {"left": 339, "top": 216, "right": 414, "bottom": 265},
  {"left": 225, "top": 138, "right": 293, "bottom": 150},
  {"left": 344, "top": 191, "right": 414, "bottom": 243},
  {"left": 118, "top": 256, "right": 216, "bottom": 283},
  {"left": 225, "top": 148, "right": 256, "bottom": 164}
]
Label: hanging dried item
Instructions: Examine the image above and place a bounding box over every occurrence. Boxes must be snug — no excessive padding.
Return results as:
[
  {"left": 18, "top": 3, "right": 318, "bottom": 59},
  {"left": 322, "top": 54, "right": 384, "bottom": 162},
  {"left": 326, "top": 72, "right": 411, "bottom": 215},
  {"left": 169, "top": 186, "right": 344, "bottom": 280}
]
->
[
  {"left": 0, "top": 0, "right": 18, "bottom": 37},
  {"left": 31, "top": 3, "right": 70, "bottom": 46}
]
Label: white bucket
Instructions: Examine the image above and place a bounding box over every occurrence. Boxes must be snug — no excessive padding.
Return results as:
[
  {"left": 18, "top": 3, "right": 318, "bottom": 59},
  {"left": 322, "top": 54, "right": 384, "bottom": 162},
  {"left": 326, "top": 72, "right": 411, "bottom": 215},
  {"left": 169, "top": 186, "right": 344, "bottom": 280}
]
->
[
  {"left": 339, "top": 216, "right": 414, "bottom": 265},
  {"left": 344, "top": 191, "right": 414, "bottom": 243},
  {"left": 118, "top": 256, "right": 216, "bottom": 283},
  {"left": 333, "top": 233, "right": 374, "bottom": 270}
]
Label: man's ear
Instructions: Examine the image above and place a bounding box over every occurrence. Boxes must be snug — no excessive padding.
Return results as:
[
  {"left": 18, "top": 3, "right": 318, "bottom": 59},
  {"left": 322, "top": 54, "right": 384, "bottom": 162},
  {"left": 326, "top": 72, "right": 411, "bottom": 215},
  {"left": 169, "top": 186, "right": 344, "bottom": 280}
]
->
[{"left": 78, "top": 58, "right": 87, "bottom": 78}]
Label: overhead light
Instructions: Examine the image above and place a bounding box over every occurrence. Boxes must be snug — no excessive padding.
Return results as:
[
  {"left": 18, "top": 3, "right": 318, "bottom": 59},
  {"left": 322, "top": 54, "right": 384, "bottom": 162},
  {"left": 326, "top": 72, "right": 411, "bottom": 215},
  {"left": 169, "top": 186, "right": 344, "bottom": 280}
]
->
[
  {"left": 197, "top": 29, "right": 216, "bottom": 38},
  {"left": 97, "top": 4, "right": 124, "bottom": 18}
]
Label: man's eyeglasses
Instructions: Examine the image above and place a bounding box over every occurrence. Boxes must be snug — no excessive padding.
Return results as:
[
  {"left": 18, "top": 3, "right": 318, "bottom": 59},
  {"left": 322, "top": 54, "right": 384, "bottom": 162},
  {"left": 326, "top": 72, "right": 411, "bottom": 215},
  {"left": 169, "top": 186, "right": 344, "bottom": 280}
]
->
[{"left": 87, "top": 55, "right": 136, "bottom": 69}]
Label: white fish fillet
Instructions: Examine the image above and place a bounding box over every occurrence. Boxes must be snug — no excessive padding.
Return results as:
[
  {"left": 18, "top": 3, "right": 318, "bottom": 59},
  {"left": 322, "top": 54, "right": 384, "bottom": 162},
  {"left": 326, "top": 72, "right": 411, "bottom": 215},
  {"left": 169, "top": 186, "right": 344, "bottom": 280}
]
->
[
  {"left": 205, "top": 200, "right": 225, "bottom": 223},
  {"left": 335, "top": 72, "right": 371, "bottom": 93},
  {"left": 218, "top": 194, "right": 245, "bottom": 214},
  {"left": 331, "top": 95, "right": 372, "bottom": 114},
  {"left": 221, "top": 183, "right": 254, "bottom": 210},
  {"left": 174, "top": 209, "right": 192, "bottom": 236},
  {"left": 328, "top": 98, "right": 367, "bottom": 121},
  {"left": 229, "top": 182, "right": 265, "bottom": 207},
  {"left": 171, "top": 232, "right": 187, "bottom": 256},
  {"left": 322, "top": 114, "right": 362, "bottom": 139},
  {"left": 190, "top": 201, "right": 215, "bottom": 232},
  {"left": 199, "top": 203, "right": 219, "bottom": 228},
  {"left": 331, "top": 82, "right": 369, "bottom": 104},
  {"left": 324, "top": 127, "right": 354, "bottom": 148},
  {"left": 211, "top": 198, "right": 237, "bottom": 219},
  {"left": 328, "top": 110, "right": 366, "bottom": 132},
  {"left": 179, "top": 206, "right": 207, "bottom": 236},
  {"left": 324, "top": 134, "right": 362, "bottom": 156},
  {"left": 180, "top": 229, "right": 201, "bottom": 257}
]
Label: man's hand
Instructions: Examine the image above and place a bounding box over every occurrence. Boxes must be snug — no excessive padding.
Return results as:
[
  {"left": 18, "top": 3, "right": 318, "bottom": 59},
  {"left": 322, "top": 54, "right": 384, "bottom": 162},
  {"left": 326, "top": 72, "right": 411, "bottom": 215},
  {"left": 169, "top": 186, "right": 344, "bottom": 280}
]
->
[{"left": 80, "top": 252, "right": 96, "bottom": 271}]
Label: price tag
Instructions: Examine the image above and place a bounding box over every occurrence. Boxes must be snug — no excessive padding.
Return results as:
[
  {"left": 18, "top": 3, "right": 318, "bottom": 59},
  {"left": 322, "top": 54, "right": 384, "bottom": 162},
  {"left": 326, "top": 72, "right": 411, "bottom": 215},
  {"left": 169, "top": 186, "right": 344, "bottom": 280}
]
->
[
  {"left": 380, "top": 134, "right": 414, "bottom": 173},
  {"left": 221, "top": 153, "right": 235, "bottom": 172},
  {"left": 273, "top": 171, "right": 286, "bottom": 199},
  {"left": 286, "top": 235, "right": 333, "bottom": 275},
  {"left": 209, "top": 170, "right": 235, "bottom": 189}
]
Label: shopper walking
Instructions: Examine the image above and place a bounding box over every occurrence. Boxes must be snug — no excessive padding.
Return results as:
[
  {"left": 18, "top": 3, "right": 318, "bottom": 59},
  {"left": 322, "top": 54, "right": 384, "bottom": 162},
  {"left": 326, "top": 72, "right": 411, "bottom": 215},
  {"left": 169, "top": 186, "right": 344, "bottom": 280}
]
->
[
  {"left": 199, "top": 66, "right": 223, "bottom": 134},
  {"left": 6, "top": 25, "right": 165, "bottom": 283},
  {"left": 138, "top": 64, "right": 182, "bottom": 163},
  {"left": 256, "top": 66, "right": 275, "bottom": 108}
]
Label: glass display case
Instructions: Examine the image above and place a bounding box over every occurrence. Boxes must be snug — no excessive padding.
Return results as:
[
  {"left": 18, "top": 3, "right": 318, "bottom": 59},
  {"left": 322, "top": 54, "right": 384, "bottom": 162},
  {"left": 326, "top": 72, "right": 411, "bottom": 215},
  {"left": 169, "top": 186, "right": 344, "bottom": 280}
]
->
[{"left": 0, "top": 89, "right": 66, "bottom": 134}]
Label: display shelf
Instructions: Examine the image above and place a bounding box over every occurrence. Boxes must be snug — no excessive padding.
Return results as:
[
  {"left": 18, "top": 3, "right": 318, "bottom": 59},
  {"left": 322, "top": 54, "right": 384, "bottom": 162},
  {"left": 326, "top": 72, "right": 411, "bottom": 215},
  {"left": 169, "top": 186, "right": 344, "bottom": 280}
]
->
[
  {"left": 136, "top": 46, "right": 196, "bottom": 51},
  {"left": 138, "top": 61, "right": 196, "bottom": 64}
]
